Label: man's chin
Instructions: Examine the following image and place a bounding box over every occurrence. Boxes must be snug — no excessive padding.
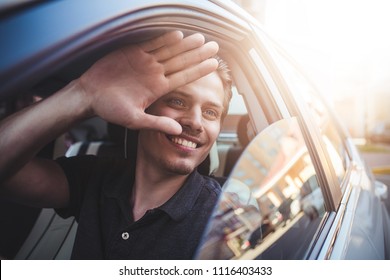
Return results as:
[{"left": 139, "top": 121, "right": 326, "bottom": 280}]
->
[
  {"left": 163, "top": 161, "right": 196, "bottom": 176},
  {"left": 168, "top": 165, "right": 194, "bottom": 176}
]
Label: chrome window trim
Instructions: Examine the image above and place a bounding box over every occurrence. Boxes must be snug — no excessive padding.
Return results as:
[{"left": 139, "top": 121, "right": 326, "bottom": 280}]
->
[
  {"left": 317, "top": 169, "right": 356, "bottom": 259},
  {"left": 306, "top": 211, "right": 336, "bottom": 259}
]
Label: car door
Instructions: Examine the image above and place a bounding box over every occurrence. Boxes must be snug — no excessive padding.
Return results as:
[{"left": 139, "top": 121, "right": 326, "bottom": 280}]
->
[{"left": 254, "top": 29, "right": 390, "bottom": 259}]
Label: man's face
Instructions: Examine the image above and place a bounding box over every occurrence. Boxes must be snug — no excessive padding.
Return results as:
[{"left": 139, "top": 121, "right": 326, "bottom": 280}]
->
[{"left": 138, "top": 72, "right": 225, "bottom": 175}]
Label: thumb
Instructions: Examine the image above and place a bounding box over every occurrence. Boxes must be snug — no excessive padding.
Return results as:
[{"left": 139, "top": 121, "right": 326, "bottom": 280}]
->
[{"left": 136, "top": 114, "right": 182, "bottom": 135}]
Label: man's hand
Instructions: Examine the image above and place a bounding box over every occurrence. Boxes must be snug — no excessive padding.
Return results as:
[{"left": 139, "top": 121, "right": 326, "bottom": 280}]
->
[{"left": 78, "top": 31, "right": 219, "bottom": 135}]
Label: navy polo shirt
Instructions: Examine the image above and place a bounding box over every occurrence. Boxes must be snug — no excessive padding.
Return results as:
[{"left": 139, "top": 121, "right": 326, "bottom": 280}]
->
[{"left": 55, "top": 155, "right": 221, "bottom": 259}]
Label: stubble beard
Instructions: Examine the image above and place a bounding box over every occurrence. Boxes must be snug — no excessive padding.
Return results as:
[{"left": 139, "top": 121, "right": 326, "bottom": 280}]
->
[{"left": 157, "top": 156, "right": 195, "bottom": 176}]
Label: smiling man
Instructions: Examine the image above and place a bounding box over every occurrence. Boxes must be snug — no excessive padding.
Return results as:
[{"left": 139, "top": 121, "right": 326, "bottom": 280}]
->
[
  {"left": 0, "top": 31, "right": 232, "bottom": 259},
  {"left": 134, "top": 71, "right": 226, "bottom": 218}
]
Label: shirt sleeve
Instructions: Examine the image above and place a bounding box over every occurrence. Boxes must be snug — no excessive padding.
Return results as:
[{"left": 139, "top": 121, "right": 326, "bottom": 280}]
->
[{"left": 54, "top": 155, "right": 99, "bottom": 219}]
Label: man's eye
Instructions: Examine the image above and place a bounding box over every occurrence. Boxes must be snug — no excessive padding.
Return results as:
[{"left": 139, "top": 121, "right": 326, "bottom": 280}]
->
[
  {"left": 204, "top": 109, "right": 218, "bottom": 119},
  {"left": 169, "top": 98, "right": 184, "bottom": 107}
]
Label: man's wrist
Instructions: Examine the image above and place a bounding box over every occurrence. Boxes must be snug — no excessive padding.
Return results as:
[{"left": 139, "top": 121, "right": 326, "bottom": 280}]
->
[{"left": 61, "top": 79, "right": 95, "bottom": 120}]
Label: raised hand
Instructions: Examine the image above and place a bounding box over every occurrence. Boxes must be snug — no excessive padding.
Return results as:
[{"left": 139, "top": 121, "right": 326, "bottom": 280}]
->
[{"left": 78, "top": 31, "right": 219, "bottom": 135}]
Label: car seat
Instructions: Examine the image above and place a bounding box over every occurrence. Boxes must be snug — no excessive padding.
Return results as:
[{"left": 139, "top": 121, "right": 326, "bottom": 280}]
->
[
  {"left": 1, "top": 141, "right": 57, "bottom": 259},
  {"left": 13, "top": 123, "right": 118, "bottom": 259},
  {"left": 222, "top": 114, "right": 251, "bottom": 176}
]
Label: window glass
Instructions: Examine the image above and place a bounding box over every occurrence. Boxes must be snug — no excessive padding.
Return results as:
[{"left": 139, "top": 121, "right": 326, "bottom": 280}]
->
[
  {"left": 303, "top": 91, "right": 347, "bottom": 181},
  {"left": 263, "top": 40, "right": 348, "bottom": 183},
  {"left": 196, "top": 118, "right": 326, "bottom": 259}
]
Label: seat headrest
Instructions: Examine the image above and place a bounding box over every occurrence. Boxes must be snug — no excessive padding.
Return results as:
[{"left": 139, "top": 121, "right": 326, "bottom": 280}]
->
[
  {"left": 237, "top": 114, "right": 251, "bottom": 147},
  {"left": 107, "top": 123, "right": 126, "bottom": 144},
  {"left": 197, "top": 141, "right": 219, "bottom": 176}
]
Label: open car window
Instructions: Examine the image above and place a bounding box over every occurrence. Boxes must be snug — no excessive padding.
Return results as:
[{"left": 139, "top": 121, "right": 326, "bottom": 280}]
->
[{"left": 196, "top": 117, "right": 327, "bottom": 260}]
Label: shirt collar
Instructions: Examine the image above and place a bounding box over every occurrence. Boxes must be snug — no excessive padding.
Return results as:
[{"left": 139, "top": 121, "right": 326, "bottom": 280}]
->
[
  {"left": 103, "top": 162, "right": 205, "bottom": 222},
  {"left": 158, "top": 171, "right": 205, "bottom": 222}
]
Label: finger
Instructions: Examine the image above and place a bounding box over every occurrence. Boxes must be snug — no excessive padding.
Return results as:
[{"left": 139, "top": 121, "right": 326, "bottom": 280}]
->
[
  {"left": 134, "top": 114, "right": 183, "bottom": 135},
  {"left": 167, "top": 58, "right": 219, "bottom": 92},
  {"left": 163, "top": 41, "right": 219, "bottom": 75},
  {"left": 139, "top": 31, "right": 183, "bottom": 52},
  {"left": 152, "top": 33, "right": 205, "bottom": 62}
]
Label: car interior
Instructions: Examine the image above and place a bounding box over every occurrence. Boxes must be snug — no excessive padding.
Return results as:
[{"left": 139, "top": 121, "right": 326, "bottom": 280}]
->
[
  {"left": 0, "top": 24, "right": 332, "bottom": 259},
  {"left": 0, "top": 108, "right": 253, "bottom": 260},
  {"left": 1, "top": 1, "right": 390, "bottom": 261},
  {"left": 0, "top": 27, "right": 261, "bottom": 259}
]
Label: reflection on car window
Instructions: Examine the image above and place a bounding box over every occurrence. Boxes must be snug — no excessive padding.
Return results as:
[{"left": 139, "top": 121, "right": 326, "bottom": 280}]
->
[{"left": 196, "top": 118, "right": 326, "bottom": 260}]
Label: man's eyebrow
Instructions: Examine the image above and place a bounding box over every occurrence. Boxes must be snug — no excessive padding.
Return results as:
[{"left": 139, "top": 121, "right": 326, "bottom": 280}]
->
[{"left": 169, "top": 90, "right": 193, "bottom": 99}]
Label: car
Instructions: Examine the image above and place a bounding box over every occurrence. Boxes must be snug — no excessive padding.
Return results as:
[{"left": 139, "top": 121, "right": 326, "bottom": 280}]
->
[{"left": 1, "top": 0, "right": 389, "bottom": 260}]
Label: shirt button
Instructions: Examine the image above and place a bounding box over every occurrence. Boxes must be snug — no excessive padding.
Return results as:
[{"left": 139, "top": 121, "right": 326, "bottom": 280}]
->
[{"left": 122, "top": 232, "right": 129, "bottom": 240}]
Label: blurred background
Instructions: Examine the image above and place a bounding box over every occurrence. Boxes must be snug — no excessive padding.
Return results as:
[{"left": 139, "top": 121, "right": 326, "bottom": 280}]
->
[{"left": 234, "top": 0, "right": 390, "bottom": 145}]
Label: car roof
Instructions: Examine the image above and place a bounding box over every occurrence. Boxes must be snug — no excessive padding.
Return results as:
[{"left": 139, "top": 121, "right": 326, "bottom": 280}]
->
[{"left": 0, "top": 0, "right": 255, "bottom": 101}]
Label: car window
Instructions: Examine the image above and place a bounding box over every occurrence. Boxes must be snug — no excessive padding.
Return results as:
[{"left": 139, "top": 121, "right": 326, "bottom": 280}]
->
[
  {"left": 293, "top": 78, "right": 347, "bottom": 181},
  {"left": 303, "top": 90, "right": 348, "bottom": 182},
  {"left": 196, "top": 117, "right": 326, "bottom": 259},
  {"left": 264, "top": 41, "right": 349, "bottom": 186}
]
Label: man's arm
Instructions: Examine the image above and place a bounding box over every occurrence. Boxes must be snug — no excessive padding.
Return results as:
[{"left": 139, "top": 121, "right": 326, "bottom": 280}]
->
[
  {"left": 0, "top": 31, "right": 219, "bottom": 208},
  {"left": 0, "top": 81, "right": 86, "bottom": 208}
]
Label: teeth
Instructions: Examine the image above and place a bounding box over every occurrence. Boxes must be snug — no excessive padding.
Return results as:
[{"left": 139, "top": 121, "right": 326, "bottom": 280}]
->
[{"left": 171, "top": 137, "right": 197, "bottom": 149}]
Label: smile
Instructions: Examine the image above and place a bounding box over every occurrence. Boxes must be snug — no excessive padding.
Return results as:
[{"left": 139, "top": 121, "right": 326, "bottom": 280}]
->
[{"left": 170, "top": 136, "right": 198, "bottom": 149}]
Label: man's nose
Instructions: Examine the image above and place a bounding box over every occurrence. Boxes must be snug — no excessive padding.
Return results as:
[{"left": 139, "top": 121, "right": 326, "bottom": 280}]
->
[{"left": 179, "top": 108, "right": 203, "bottom": 132}]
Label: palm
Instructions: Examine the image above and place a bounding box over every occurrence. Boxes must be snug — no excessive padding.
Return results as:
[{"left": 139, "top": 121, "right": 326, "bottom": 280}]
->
[{"left": 79, "top": 31, "right": 219, "bottom": 134}]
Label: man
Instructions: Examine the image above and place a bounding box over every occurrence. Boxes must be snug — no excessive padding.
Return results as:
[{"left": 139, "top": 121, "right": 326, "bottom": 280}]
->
[{"left": 0, "top": 31, "right": 232, "bottom": 259}]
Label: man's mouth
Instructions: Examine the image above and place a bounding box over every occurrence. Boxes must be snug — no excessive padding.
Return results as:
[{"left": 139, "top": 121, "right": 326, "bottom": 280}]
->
[{"left": 168, "top": 136, "right": 198, "bottom": 149}]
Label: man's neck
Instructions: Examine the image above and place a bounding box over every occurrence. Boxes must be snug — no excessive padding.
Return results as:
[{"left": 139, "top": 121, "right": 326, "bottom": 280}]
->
[{"left": 131, "top": 158, "right": 189, "bottom": 221}]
